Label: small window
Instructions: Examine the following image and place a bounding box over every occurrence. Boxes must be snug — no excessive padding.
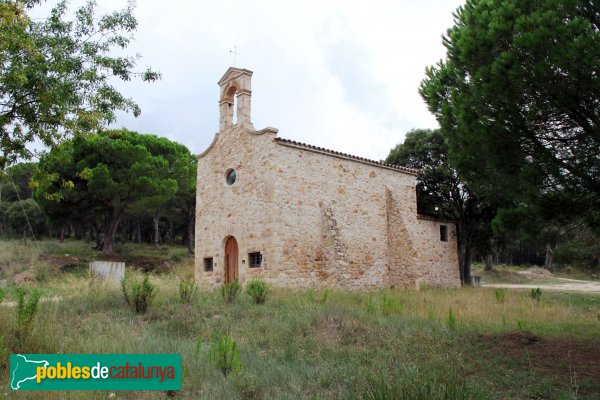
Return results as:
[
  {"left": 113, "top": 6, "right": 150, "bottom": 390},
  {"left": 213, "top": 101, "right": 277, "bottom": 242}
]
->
[
  {"left": 248, "top": 252, "right": 262, "bottom": 268},
  {"left": 225, "top": 169, "right": 236, "bottom": 185},
  {"left": 440, "top": 225, "right": 448, "bottom": 242},
  {"left": 204, "top": 257, "right": 214, "bottom": 272}
]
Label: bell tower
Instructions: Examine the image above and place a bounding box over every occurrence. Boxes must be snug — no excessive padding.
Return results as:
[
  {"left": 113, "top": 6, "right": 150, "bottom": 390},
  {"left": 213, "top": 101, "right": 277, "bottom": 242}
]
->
[{"left": 217, "top": 67, "right": 253, "bottom": 131}]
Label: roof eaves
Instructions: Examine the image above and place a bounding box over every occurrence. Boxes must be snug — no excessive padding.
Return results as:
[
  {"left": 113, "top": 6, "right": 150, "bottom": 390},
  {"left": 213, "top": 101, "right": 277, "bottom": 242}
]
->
[{"left": 274, "top": 137, "right": 420, "bottom": 176}]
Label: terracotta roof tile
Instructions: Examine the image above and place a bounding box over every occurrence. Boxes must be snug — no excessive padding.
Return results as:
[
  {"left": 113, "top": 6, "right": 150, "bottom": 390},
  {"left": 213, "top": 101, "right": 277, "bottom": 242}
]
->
[
  {"left": 274, "top": 137, "right": 420, "bottom": 176},
  {"left": 417, "top": 214, "right": 456, "bottom": 223}
]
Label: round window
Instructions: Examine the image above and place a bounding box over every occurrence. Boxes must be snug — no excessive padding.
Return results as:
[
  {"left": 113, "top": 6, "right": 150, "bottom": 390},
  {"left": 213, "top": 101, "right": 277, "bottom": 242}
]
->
[{"left": 225, "top": 169, "right": 237, "bottom": 185}]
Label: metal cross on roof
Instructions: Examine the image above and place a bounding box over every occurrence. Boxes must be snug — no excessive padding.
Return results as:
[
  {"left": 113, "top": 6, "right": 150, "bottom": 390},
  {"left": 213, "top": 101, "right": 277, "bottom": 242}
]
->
[{"left": 229, "top": 45, "right": 241, "bottom": 66}]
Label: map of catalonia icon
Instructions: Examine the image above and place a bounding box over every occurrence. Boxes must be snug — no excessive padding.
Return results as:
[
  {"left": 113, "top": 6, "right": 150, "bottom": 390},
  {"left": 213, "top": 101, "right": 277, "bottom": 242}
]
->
[{"left": 10, "top": 354, "right": 49, "bottom": 390}]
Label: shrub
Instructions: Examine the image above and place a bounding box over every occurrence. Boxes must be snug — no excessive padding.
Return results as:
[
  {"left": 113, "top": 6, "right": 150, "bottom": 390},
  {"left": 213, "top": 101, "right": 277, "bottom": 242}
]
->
[
  {"left": 530, "top": 288, "right": 543, "bottom": 303},
  {"left": 495, "top": 288, "right": 507, "bottom": 304},
  {"left": 210, "top": 333, "right": 240, "bottom": 376},
  {"left": 179, "top": 277, "right": 198, "bottom": 304},
  {"left": 15, "top": 287, "right": 42, "bottom": 345},
  {"left": 246, "top": 278, "right": 269, "bottom": 304},
  {"left": 121, "top": 275, "right": 156, "bottom": 313},
  {"left": 220, "top": 281, "right": 241, "bottom": 304},
  {"left": 446, "top": 307, "right": 457, "bottom": 330}
]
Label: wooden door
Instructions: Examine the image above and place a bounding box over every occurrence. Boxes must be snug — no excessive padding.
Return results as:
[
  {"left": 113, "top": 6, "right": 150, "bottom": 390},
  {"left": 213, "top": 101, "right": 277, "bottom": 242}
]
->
[{"left": 224, "top": 236, "right": 239, "bottom": 284}]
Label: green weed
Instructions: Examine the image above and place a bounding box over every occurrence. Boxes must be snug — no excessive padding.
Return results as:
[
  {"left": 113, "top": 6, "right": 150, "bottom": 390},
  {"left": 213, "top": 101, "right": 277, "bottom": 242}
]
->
[
  {"left": 494, "top": 288, "right": 507, "bottom": 304},
  {"left": 121, "top": 275, "right": 157, "bottom": 313},
  {"left": 15, "top": 287, "right": 42, "bottom": 345},
  {"left": 447, "top": 307, "right": 457, "bottom": 330},
  {"left": 530, "top": 287, "right": 543, "bottom": 303},
  {"left": 179, "top": 277, "right": 198, "bottom": 304},
  {"left": 380, "top": 292, "right": 404, "bottom": 316},
  {"left": 246, "top": 278, "right": 269, "bottom": 304},
  {"left": 361, "top": 369, "right": 484, "bottom": 400},
  {"left": 220, "top": 281, "right": 241, "bottom": 304},
  {"left": 210, "top": 333, "right": 240, "bottom": 376}
]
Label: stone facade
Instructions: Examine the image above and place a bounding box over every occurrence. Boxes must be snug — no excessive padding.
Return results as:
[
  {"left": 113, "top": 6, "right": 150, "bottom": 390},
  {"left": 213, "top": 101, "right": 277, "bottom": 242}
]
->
[{"left": 195, "top": 67, "right": 460, "bottom": 290}]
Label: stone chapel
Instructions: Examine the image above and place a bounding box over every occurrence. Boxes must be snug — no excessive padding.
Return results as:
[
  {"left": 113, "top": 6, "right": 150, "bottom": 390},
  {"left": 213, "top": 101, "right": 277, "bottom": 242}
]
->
[{"left": 195, "top": 67, "right": 460, "bottom": 289}]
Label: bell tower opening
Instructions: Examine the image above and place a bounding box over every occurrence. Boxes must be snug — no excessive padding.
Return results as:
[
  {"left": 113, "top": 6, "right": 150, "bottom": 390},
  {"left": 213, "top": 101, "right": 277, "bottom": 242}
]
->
[{"left": 218, "top": 67, "right": 253, "bottom": 131}]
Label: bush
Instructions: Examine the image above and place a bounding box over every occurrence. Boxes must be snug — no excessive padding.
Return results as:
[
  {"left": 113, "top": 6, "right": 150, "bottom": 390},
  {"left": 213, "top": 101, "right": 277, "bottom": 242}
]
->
[
  {"left": 530, "top": 288, "right": 543, "bottom": 303},
  {"left": 15, "top": 287, "right": 42, "bottom": 345},
  {"left": 210, "top": 333, "right": 240, "bottom": 376},
  {"left": 246, "top": 279, "right": 268, "bottom": 304},
  {"left": 495, "top": 288, "right": 507, "bottom": 304},
  {"left": 220, "top": 281, "right": 241, "bottom": 304},
  {"left": 179, "top": 277, "right": 198, "bottom": 304},
  {"left": 121, "top": 275, "right": 156, "bottom": 313}
]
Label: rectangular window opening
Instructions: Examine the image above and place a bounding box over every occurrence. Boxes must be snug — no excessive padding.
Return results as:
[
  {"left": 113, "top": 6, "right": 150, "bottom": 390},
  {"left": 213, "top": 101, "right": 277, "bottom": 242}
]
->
[
  {"left": 440, "top": 225, "right": 448, "bottom": 242},
  {"left": 248, "top": 252, "right": 262, "bottom": 268},
  {"left": 204, "top": 257, "right": 214, "bottom": 272}
]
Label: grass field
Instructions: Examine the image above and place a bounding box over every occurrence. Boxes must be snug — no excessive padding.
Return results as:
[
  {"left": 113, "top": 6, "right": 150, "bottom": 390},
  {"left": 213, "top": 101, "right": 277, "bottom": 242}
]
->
[{"left": 0, "top": 240, "right": 599, "bottom": 399}]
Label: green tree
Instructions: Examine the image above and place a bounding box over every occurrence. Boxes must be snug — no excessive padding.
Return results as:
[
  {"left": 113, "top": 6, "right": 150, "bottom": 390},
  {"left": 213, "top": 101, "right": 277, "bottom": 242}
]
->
[
  {"left": 0, "top": 162, "right": 37, "bottom": 201},
  {"left": 420, "top": 0, "right": 600, "bottom": 233},
  {"left": 386, "top": 129, "right": 493, "bottom": 284},
  {"left": 35, "top": 129, "right": 181, "bottom": 255},
  {"left": 139, "top": 139, "right": 196, "bottom": 250},
  {"left": 165, "top": 153, "right": 197, "bottom": 254},
  {"left": 6, "top": 198, "right": 44, "bottom": 239},
  {"left": 0, "top": 162, "right": 38, "bottom": 236},
  {"left": 0, "top": 0, "right": 160, "bottom": 168}
]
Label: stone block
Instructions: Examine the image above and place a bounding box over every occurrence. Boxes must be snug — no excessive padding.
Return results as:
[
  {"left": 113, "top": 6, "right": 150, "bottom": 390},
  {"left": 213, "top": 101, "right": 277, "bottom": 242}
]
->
[{"left": 89, "top": 261, "right": 125, "bottom": 284}]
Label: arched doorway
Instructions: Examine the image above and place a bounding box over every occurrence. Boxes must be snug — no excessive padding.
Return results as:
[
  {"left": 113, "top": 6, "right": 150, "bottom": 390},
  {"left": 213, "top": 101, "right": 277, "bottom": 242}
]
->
[{"left": 224, "top": 236, "right": 239, "bottom": 284}]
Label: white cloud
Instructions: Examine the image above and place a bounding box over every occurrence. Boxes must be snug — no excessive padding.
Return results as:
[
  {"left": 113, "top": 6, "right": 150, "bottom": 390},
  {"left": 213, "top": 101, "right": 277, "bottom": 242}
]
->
[{"left": 30, "top": 0, "right": 465, "bottom": 161}]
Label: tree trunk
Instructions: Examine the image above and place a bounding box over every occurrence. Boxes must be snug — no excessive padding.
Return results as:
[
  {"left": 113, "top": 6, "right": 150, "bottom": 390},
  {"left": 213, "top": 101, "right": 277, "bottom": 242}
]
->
[
  {"left": 153, "top": 211, "right": 160, "bottom": 249},
  {"left": 60, "top": 228, "right": 64, "bottom": 243},
  {"left": 456, "top": 223, "right": 465, "bottom": 283},
  {"left": 485, "top": 254, "right": 494, "bottom": 271},
  {"left": 102, "top": 210, "right": 122, "bottom": 255},
  {"left": 136, "top": 219, "right": 142, "bottom": 244},
  {"left": 91, "top": 224, "right": 103, "bottom": 251},
  {"left": 462, "top": 226, "right": 474, "bottom": 285},
  {"left": 544, "top": 243, "right": 554, "bottom": 271},
  {"left": 463, "top": 239, "right": 472, "bottom": 284},
  {"left": 187, "top": 214, "right": 195, "bottom": 255}
]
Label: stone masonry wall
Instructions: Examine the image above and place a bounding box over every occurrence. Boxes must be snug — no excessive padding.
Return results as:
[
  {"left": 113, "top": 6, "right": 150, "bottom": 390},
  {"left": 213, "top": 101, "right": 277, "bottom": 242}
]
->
[{"left": 195, "top": 124, "right": 460, "bottom": 289}]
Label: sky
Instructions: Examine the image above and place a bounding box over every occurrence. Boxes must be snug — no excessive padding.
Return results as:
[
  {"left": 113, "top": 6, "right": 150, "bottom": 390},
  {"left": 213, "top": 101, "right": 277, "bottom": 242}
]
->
[{"left": 33, "top": 0, "right": 465, "bottom": 162}]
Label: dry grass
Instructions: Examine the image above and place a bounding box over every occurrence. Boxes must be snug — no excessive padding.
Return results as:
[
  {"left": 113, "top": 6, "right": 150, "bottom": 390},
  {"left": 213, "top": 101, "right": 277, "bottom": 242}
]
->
[{"left": 0, "top": 240, "right": 599, "bottom": 399}]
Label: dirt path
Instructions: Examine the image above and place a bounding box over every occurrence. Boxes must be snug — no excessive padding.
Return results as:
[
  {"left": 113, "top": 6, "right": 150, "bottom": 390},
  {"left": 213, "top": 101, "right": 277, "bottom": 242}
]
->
[
  {"left": 0, "top": 296, "right": 65, "bottom": 307},
  {"left": 483, "top": 281, "right": 600, "bottom": 293}
]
